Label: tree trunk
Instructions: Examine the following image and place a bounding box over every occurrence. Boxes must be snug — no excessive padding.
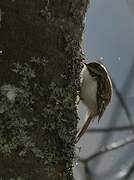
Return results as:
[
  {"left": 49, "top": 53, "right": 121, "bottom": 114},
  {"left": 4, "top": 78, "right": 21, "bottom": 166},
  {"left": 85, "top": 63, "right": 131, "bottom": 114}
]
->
[{"left": 0, "top": 0, "right": 89, "bottom": 179}]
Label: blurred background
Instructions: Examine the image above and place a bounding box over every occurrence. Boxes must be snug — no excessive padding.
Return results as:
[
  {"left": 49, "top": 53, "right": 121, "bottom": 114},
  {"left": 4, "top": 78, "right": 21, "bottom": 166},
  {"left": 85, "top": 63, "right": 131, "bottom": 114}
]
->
[{"left": 73, "top": 0, "right": 134, "bottom": 179}]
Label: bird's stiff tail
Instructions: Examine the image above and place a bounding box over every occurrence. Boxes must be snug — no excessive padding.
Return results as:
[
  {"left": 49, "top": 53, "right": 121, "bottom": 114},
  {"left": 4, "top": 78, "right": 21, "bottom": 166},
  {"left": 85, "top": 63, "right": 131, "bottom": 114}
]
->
[{"left": 75, "top": 113, "right": 95, "bottom": 143}]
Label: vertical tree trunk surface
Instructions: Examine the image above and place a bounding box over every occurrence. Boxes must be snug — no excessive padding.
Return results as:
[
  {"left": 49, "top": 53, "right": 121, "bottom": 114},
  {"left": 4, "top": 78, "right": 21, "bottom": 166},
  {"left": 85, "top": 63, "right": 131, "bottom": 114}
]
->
[{"left": 0, "top": 0, "right": 89, "bottom": 179}]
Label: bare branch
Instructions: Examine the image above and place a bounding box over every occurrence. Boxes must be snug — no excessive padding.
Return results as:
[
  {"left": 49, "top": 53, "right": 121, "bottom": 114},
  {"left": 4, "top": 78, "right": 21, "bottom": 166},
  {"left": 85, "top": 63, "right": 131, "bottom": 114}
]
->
[
  {"left": 116, "top": 158, "right": 134, "bottom": 179},
  {"left": 83, "top": 163, "right": 93, "bottom": 180},
  {"left": 79, "top": 135, "right": 134, "bottom": 163},
  {"left": 86, "top": 126, "right": 134, "bottom": 133},
  {"left": 111, "top": 78, "right": 134, "bottom": 130}
]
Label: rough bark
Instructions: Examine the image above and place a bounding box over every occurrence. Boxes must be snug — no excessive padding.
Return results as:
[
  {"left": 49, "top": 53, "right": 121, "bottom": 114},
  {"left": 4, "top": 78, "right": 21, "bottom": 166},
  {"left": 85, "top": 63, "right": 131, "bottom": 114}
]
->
[{"left": 0, "top": 0, "right": 89, "bottom": 179}]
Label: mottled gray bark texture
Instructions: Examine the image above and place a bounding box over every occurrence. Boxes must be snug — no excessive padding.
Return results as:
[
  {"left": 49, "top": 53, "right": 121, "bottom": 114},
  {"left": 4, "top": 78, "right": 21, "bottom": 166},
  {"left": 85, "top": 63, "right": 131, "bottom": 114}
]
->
[{"left": 0, "top": 0, "right": 89, "bottom": 179}]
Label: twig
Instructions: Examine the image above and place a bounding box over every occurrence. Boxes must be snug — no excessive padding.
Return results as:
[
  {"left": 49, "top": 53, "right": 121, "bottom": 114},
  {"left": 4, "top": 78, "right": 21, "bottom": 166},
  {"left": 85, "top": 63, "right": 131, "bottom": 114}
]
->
[
  {"left": 86, "top": 126, "right": 134, "bottom": 133},
  {"left": 111, "top": 78, "right": 134, "bottom": 129},
  {"left": 84, "top": 163, "right": 93, "bottom": 180},
  {"left": 117, "top": 158, "right": 134, "bottom": 179},
  {"left": 79, "top": 135, "right": 134, "bottom": 163}
]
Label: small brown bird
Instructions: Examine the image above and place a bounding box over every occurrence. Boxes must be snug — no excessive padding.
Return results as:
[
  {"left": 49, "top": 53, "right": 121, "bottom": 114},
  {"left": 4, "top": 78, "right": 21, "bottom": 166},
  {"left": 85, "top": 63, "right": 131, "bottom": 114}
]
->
[{"left": 75, "top": 62, "right": 112, "bottom": 143}]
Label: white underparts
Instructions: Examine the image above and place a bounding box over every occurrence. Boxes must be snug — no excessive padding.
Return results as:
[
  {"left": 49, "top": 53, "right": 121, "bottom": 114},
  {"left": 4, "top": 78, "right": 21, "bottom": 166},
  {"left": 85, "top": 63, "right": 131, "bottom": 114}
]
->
[{"left": 80, "top": 64, "right": 97, "bottom": 115}]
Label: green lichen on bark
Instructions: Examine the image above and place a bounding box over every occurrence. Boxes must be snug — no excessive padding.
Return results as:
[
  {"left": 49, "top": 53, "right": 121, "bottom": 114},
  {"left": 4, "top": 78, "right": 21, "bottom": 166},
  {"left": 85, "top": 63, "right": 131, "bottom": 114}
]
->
[
  {"left": 0, "top": 57, "right": 80, "bottom": 179},
  {"left": 0, "top": 0, "right": 89, "bottom": 179}
]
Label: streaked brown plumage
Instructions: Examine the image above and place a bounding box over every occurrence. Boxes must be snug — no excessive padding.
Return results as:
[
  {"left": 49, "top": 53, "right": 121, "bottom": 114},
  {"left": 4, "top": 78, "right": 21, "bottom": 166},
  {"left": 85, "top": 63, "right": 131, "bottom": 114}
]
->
[{"left": 75, "top": 62, "right": 112, "bottom": 143}]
